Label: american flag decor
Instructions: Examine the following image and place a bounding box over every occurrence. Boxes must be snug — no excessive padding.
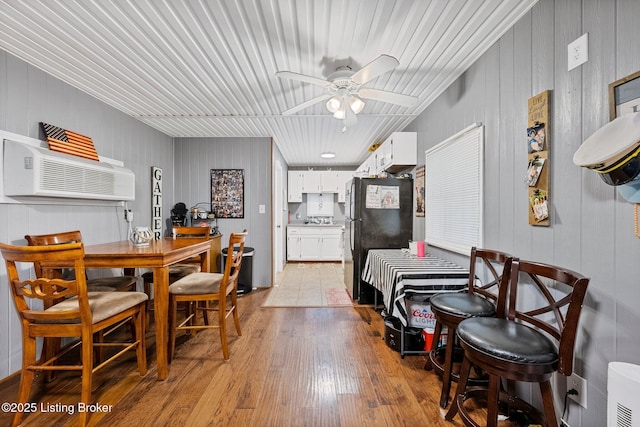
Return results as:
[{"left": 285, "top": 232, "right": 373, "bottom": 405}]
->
[{"left": 40, "top": 122, "right": 100, "bottom": 161}]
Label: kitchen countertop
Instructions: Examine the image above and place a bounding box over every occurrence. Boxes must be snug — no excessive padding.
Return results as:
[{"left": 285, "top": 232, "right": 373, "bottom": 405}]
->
[{"left": 288, "top": 223, "right": 344, "bottom": 228}]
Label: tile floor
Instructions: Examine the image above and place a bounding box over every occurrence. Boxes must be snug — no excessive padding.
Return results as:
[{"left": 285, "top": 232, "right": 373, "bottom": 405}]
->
[{"left": 263, "top": 262, "right": 349, "bottom": 307}]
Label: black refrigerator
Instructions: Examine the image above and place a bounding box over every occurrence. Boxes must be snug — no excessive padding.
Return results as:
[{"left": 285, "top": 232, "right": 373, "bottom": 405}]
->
[{"left": 344, "top": 177, "right": 413, "bottom": 304}]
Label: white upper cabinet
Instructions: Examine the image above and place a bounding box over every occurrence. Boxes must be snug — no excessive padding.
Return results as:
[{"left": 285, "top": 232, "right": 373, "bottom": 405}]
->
[
  {"left": 301, "top": 170, "right": 322, "bottom": 193},
  {"left": 337, "top": 171, "right": 352, "bottom": 203},
  {"left": 355, "top": 132, "right": 417, "bottom": 176},
  {"left": 288, "top": 170, "right": 354, "bottom": 202},
  {"left": 355, "top": 154, "right": 376, "bottom": 177},
  {"left": 288, "top": 171, "right": 304, "bottom": 202},
  {"left": 378, "top": 132, "right": 417, "bottom": 173},
  {"left": 321, "top": 171, "right": 341, "bottom": 193}
]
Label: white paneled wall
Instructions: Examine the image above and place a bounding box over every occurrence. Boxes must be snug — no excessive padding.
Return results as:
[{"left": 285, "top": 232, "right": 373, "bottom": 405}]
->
[
  {"left": 405, "top": 1, "right": 640, "bottom": 426},
  {"left": 0, "top": 50, "right": 174, "bottom": 378},
  {"left": 173, "top": 137, "right": 273, "bottom": 288}
]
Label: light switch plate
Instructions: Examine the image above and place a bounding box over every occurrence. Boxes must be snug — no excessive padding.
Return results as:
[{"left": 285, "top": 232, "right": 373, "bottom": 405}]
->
[
  {"left": 568, "top": 33, "right": 588, "bottom": 71},
  {"left": 259, "top": 204, "right": 266, "bottom": 214}
]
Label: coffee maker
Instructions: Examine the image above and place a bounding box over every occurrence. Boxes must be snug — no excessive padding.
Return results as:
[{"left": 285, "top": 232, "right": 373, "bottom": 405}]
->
[{"left": 170, "top": 202, "right": 188, "bottom": 226}]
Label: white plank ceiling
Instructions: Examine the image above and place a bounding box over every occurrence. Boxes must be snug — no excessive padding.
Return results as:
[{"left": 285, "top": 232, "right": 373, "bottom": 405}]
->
[{"left": 0, "top": 0, "right": 537, "bottom": 167}]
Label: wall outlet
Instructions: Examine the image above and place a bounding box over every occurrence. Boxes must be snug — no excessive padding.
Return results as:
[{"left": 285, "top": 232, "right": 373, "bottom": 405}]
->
[{"left": 568, "top": 372, "right": 588, "bottom": 409}]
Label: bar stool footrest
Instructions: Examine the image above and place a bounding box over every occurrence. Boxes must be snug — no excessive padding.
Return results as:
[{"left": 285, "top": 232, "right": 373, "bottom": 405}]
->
[
  {"left": 428, "top": 348, "right": 489, "bottom": 386},
  {"left": 454, "top": 389, "right": 546, "bottom": 427}
]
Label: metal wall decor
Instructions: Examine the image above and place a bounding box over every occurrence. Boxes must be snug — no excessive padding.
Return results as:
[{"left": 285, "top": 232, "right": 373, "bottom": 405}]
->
[{"left": 211, "top": 169, "right": 244, "bottom": 218}]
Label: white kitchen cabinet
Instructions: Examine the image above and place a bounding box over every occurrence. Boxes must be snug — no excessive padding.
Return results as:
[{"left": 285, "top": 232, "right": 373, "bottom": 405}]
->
[
  {"left": 320, "top": 171, "right": 341, "bottom": 193},
  {"left": 376, "top": 132, "right": 417, "bottom": 173},
  {"left": 301, "top": 171, "right": 322, "bottom": 193},
  {"left": 337, "top": 171, "right": 352, "bottom": 203},
  {"left": 287, "top": 227, "right": 321, "bottom": 260},
  {"left": 286, "top": 228, "right": 302, "bottom": 260},
  {"left": 287, "top": 171, "right": 304, "bottom": 202},
  {"left": 289, "top": 170, "right": 355, "bottom": 200},
  {"left": 319, "top": 228, "right": 342, "bottom": 260},
  {"left": 355, "top": 157, "right": 370, "bottom": 177},
  {"left": 300, "top": 232, "right": 321, "bottom": 260},
  {"left": 354, "top": 132, "right": 417, "bottom": 177},
  {"left": 287, "top": 226, "right": 343, "bottom": 261},
  {"left": 376, "top": 140, "right": 393, "bottom": 171},
  {"left": 361, "top": 155, "right": 376, "bottom": 176}
]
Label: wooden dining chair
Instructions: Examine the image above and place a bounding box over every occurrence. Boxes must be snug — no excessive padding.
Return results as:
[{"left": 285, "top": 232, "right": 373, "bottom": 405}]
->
[
  {"left": 25, "top": 230, "right": 138, "bottom": 293},
  {"left": 0, "top": 241, "right": 148, "bottom": 427},
  {"left": 168, "top": 230, "right": 247, "bottom": 361},
  {"left": 426, "top": 247, "right": 513, "bottom": 408},
  {"left": 141, "top": 226, "right": 211, "bottom": 318},
  {"left": 445, "top": 258, "right": 590, "bottom": 427},
  {"left": 25, "top": 230, "right": 139, "bottom": 369}
]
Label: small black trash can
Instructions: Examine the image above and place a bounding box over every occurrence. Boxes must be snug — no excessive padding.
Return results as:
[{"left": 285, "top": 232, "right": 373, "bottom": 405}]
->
[{"left": 221, "top": 246, "right": 255, "bottom": 295}]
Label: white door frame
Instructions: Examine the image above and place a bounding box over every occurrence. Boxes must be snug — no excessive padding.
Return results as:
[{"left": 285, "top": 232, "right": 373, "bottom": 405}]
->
[{"left": 273, "top": 159, "right": 284, "bottom": 275}]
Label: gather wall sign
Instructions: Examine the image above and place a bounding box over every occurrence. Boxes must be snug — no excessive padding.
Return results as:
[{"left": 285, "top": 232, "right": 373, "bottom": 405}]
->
[{"left": 152, "top": 166, "right": 162, "bottom": 239}]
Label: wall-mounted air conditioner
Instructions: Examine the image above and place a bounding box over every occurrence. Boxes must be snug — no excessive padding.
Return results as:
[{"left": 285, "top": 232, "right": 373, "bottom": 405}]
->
[{"left": 3, "top": 139, "right": 135, "bottom": 201}]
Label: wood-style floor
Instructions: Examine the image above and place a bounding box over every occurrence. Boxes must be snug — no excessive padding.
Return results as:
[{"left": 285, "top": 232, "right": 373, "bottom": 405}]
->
[{"left": 0, "top": 274, "right": 507, "bottom": 426}]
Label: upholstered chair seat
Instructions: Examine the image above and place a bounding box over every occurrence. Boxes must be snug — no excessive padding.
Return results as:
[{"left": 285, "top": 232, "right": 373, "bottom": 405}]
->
[
  {"left": 42, "top": 291, "right": 148, "bottom": 324},
  {"left": 430, "top": 293, "right": 496, "bottom": 318},
  {"left": 457, "top": 317, "right": 558, "bottom": 367},
  {"left": 168, "top": 272, "right": 224, "bottom": 295}
]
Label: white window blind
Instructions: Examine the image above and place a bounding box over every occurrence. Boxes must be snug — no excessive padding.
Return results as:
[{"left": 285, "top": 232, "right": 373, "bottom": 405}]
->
[{"left": 425, "top": 123, "right": 483, "bottom": 255}]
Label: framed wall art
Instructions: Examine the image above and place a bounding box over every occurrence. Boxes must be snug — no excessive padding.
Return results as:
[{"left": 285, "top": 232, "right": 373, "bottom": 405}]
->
[
  {"left": 608, "top": 70, "right": 640, "bottom": 121},
  {"left": 211, "top": 169, "right": 244, "bottom": 218}
]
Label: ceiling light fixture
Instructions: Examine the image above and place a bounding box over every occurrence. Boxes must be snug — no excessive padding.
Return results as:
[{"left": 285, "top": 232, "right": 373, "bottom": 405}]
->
[
  {"left": 326, "top": 95, "right": 365, "bottom": 119},
  {"left": 320, "top": 152, "right": 336, "bottom": 159},
  {"left": 333, "top": 106, "right": 346, "bottom": 120},
  {"left": 349, "top": 96, "right": 365, "bottom": 114},
  {"left": 325, "top": 97, "right": 342, "bottom": 113}
]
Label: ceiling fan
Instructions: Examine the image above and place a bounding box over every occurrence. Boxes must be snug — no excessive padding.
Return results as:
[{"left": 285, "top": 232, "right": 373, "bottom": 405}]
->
[{"left": 276, "top": 54, "right": 418, "bottom": 131}]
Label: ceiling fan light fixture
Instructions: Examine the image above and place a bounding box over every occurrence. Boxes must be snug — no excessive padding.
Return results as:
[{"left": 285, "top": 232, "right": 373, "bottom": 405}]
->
[
  {"left": 349, "top": 96, "right": 365, "bottom": 114},
  {"left": 333, "top": 107, "right": 346, "bottom": 120},
  {"left": 326, "top": 96, "right": 342, "bottom": 113}
]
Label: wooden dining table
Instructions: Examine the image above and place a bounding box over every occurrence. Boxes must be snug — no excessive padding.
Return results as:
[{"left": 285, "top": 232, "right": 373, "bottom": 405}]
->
[{"left": 83, "top": 238, "right": 212, "bottom": 380}]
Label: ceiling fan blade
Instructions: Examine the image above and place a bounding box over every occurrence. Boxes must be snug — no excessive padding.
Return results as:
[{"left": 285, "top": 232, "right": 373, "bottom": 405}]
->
[
  {"left": 281, "top": 94, "right": 331, "bottom": 116},
  {"left": 350, "top": 54, "right": 400, "bottom": 85},
  {"left": 358, "top": 88, "right": 418, "bottom": 107},
  {"left": 276, "top": 71, "right": 331, "bottom": 88}
]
